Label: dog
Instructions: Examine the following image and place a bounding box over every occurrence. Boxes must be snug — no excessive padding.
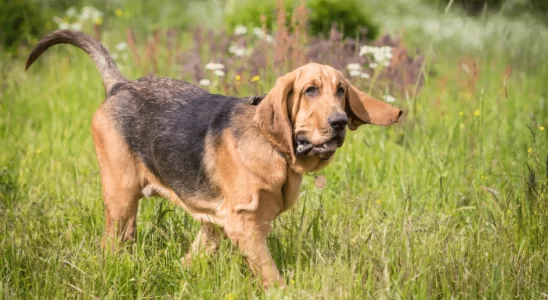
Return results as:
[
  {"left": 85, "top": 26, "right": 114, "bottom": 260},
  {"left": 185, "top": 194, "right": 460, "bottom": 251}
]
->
[{"left": 26, "top": 30, "right": 402, "bottom": 288}]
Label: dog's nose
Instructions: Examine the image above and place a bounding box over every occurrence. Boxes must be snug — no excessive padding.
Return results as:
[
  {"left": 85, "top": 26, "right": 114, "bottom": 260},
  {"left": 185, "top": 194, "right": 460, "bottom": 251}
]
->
[{"left": 328, "top": 113, "right": 348, "bottom": 131}]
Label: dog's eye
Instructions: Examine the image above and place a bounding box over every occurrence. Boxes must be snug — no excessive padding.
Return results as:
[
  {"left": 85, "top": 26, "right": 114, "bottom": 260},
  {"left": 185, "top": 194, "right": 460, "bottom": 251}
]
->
[
  {"left": 304, "top": 86, "right": 317, "bottom": 96},
  {"left": 336, "top": 87, "right": 345, "bottom": 95}
]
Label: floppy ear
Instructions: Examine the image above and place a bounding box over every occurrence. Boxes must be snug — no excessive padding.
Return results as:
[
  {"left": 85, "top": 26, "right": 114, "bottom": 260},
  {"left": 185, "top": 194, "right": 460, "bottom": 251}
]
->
[
  {"left": 254, "top": 72, "right": 297, "bottom": 163},
  {"left": 345, "top": 81, "right": 402, "bottom": 130}
]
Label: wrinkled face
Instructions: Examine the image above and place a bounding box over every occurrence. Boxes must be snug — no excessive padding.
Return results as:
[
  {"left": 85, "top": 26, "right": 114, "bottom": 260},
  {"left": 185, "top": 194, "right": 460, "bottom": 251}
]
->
[
  {"left": 254, "top": 63, "right": 402, "bottom": 170},
  {"left": 288, "top": 64, "right": 348, "bottom": 160}
]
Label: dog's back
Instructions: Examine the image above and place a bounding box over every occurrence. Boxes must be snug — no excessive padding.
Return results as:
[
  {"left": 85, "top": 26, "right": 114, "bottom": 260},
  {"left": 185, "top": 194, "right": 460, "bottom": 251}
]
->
[
  {"left": 25, "top": 30, "right": 258, "bottom": 203},
  {"left": 106, "top": 76, "right": 251, "bottom": 200},
  {"left": 25, "top": 29, "right": 272, "bottom": 239},
  {"left": 26, "top": 30, "right": 402, "bottom": 288}
]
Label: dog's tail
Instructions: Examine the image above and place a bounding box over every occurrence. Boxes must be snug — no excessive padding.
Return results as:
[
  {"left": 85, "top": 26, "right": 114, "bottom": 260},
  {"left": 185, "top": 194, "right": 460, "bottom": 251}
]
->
[{"left": 25, "top": 30, "right": 127, "bottom": 92}]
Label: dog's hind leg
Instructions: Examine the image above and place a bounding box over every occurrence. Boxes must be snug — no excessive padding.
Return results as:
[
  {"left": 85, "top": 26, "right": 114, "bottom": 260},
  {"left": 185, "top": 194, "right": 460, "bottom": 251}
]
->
[
  {"left": 92, "top": 108, "right": 142, "bottom": 249},
  {"left": 100, "top": 174, "right": 141, "bottom": 247},
  {"left": 181, "top": 223, "right": 224, "bottom": 267}
]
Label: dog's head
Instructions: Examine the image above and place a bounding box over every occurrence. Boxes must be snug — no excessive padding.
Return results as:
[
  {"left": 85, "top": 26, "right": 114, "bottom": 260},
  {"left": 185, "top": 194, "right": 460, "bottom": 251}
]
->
[{"left": 254, "top": 63, "right": 402, "bottom": 171}]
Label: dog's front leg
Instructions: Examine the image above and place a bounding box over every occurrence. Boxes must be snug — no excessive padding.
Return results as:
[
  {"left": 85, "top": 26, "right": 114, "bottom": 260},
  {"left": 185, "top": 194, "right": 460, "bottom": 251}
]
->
[{"left": 225, "top": 198, "right": 283, "bottom": 288}]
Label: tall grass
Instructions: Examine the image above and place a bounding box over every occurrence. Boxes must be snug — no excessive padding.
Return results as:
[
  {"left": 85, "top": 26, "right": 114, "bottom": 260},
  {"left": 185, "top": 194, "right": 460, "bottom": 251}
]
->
[{"left": 1, "top": 0, "right": 548, "bottom": 298}]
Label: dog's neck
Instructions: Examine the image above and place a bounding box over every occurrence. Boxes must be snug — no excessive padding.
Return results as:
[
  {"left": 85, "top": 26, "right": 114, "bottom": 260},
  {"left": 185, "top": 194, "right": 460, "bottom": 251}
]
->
[
  {"left": 243, "top": 102, "right": 333, "bottom": 174},
  {"left": 263, "top": 136, "right": 332, "bottom": 174},
  {"left": 290, "top": 154, "right": 333, "bottom": 174}
]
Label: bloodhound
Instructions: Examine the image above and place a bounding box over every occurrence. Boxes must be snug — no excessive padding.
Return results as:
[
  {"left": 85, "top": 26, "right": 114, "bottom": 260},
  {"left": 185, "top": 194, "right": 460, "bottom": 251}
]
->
[{"left": 26, "top": 30, "right": 402, "bottom": 288}]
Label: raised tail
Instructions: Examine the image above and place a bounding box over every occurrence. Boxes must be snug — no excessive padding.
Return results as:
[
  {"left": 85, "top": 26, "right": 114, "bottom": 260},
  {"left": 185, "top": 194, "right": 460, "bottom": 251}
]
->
[{"left": 25, "top": 30, "right": 127, "bottom": 92}]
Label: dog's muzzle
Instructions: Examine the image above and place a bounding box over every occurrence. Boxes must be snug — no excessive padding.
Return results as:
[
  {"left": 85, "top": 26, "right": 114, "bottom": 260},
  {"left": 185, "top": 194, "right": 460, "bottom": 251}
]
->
[{"left": 295, "top": 134, "right": 344, "bottom": 160}]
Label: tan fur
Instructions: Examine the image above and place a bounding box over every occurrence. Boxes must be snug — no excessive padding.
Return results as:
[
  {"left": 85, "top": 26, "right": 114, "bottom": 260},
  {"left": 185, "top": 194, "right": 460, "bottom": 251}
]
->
[
  {"left": 25, "top": 32, "right": 402, "bottom": 287},
  {"left": 255, "top": 63, "right": 401, "bottom": 174},
  {"left": 91, "top": 63, "right": 401, "bottom": 288},
  {"left": 92, "top": 107, "right": 142, "bottom": 247}
]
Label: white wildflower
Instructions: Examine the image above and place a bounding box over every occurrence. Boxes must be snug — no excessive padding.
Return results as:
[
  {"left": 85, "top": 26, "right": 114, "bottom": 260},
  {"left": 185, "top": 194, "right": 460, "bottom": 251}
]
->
[
  {"left": 205, "top": 62, "right": 224, "bottom": 70},
  {"left": 384, "top": 47, "right": 393, "bottom": 59},
  {"left": 264, "top": 34, "right": 274, "bottom": 43},
  {"left": 66, "top": 7, "right": 78, "bottom": 17},
  {"left": 79, "top": 7, "right": 91, "bottom": 20},
  {"left": 115, "top": 42, "right": 128, "bottom": 51},
  {"left": 79, "top": 6, "right": 102, "bottom": 21},
  {"left": 252, "top": 28, "right": 274, "bottom": 43},
  {"left": 253, "top": 28, "right": 265, "bottom": 39},
  {"left": 234, "top": 25, "right": 247, "bottom": 35},
  {"left": 373, "top": 52, "right": 384, "bottom": 63},
  {"left": 53, "top": 16, "right": 62, "bottom": 24},
  {"left": 228, "top": 45, "right": 248, "bottom": 57},
  {"left": 360, "top": 45, "right": 392, "bottom": 68},
  {"left": 52, "top": 16, "right": 68, "bottom": 29},
  {"left": 214, "top": 69, "right": 225, "bottom": 77},
  {"left": 199, "top": 79, "right": 211, "bottom": 86},
  {"left": 69, "top": 23, "right": 82, "bottom": 31},
  {"left": 349, "top": 69, "right": 362, "bottom": 77},
  {"left": 359, "top": 45, "right": 375, "bottom": 56},
  {"left": 346, "top": 63, "right": 362, "bottom": 71},
  {"left": 85, "top": 6, "right": 103, "bottom": 21},
  {"left": 383, "top": 94, "right": 396, "bottom": 102},
  {"left": 360, "top": 72, "right": 370, "bottom": 79}
]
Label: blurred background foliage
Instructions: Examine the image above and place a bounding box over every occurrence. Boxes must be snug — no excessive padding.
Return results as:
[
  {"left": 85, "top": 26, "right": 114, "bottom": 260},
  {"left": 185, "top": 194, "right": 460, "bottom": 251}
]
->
[
  {"left": 426, "top": 0, "right": 548, "bottom": 15},
  {"left": 2, "top": 0, "right": 544, "bottom": 53},
  {"left": 224, "top": 0, "right": 379, "bottom": 39},
  {"left": 2, "top": 0, "right": 548, "bottom": 298},
  {"left": 0, "top": 0, "right": 48, "bottom": 51}
]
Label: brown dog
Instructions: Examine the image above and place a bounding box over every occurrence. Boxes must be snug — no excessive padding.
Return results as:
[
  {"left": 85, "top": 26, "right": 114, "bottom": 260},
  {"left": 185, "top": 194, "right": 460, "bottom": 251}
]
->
[{"left": 26, "top": 30, "right": 402, "bottom": 288}]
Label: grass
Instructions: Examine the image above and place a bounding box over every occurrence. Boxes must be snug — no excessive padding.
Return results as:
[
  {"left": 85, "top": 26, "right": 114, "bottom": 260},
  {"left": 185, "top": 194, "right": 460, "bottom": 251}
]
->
[{"left": 1, "top": 1, "right": 548, "bottom": 298}]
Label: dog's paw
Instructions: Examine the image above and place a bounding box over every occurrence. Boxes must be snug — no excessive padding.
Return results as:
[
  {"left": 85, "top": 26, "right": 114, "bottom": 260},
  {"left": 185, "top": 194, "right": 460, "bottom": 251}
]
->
[
  {"left": 180, "top": 253, "right": 194, "bottom": 268},
  {"left": 180, "top": 252, "right": 204, "bottom": 269}
]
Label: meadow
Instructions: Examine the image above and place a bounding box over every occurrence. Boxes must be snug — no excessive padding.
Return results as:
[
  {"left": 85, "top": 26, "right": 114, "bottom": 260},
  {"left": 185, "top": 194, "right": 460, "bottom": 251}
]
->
[{"left": 1, "top": 0, "right": 548, "bottom": 298}]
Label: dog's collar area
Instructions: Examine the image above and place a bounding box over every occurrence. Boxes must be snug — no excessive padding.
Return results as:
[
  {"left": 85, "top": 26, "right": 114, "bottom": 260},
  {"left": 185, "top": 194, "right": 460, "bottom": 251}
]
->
[{"left": 248, "top": 95, "right": 265, "bottom": 106}]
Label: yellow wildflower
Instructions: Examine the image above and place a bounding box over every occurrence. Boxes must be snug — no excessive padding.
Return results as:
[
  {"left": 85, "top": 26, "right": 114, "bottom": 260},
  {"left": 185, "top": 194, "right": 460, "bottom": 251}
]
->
[
  {"left": 251, "top": 75, "right": 260, "bottom": 82},
  {"left": 115, "top": 8, "right": 123, "bottom": 17},
  {"left": 376, "top": 199, "right": 381, "bottom": 204},
  {"left": 459, "top": 111, "right": 464, "bottom": 116},
  {"left": 235, "top": 75, "right": 241, "bottom": 81},
  {"left": 540, "top": 126, "right": 545, "bottom": 131},
  {"left": 94, "top": 18, "right": 103, "bottom": 25},
  {"left": 35, "top": 149, "right": 41, "bottom": 154},
  {"left": 474, "top": 110, "right": 480, "bottom": 116},
  {"left": 528, "top": 148, "right": 533, "bottom": 153}
]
